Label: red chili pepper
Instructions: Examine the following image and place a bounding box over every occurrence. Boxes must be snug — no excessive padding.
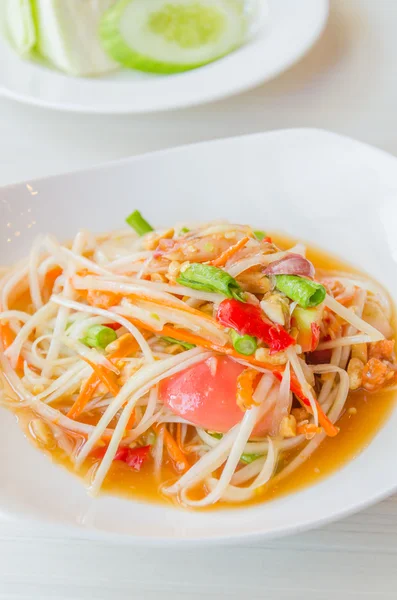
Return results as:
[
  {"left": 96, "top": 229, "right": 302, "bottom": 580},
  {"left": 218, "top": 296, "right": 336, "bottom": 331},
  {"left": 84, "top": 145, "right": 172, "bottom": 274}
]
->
[
  {"left": 310, "top": 323, "right": 320, "bottom": 352},
  {"left": 106, "top": 323, "right": 122, "bottom": 331},
  {"left": 92, "top": 445, "right": 150, "bottom": 472},
  {"left": 216, "top": 299, "right": 295, "bottom": 354}
]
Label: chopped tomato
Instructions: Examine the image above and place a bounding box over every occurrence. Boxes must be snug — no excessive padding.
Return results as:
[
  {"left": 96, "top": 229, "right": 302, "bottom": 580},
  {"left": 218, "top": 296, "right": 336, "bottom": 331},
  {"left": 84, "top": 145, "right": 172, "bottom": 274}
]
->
[
  {"left": 159, "top": 356, "right": 273, "bottom": 435},
  {"left": 106, "top": 322, "right": 122, "bottom": 331},
  {"left": 92, "top": 445, "right": 150, "bottom": 471},
  {"left": 310, "top": 323, "right": 321, "bottom": 352}
]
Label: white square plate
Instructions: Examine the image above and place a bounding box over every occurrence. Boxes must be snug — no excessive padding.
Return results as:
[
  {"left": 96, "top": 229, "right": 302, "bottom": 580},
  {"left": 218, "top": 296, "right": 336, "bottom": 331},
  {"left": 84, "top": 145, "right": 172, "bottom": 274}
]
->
[{"left": 1, "top": 128, "right": 397, "bottom": 544}]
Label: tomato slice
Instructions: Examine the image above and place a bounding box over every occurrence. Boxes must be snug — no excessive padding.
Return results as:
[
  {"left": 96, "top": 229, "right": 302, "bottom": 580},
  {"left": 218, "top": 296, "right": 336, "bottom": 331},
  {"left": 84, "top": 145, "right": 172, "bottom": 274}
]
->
[{"left": 159, "top": 356, "right": 273, "bottom": 436}]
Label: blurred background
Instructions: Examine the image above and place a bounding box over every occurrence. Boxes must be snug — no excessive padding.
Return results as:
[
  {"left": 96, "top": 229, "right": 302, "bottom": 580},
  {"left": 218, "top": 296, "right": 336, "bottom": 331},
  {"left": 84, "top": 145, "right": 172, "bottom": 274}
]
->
[{"left": 1, "top": 0, "right": 396, "bottom": 186}]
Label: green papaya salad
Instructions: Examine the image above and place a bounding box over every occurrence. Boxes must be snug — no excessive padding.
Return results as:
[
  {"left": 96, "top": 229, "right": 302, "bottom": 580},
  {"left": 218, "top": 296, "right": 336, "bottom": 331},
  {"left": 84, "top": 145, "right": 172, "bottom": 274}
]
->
[{"left": 2, "top": 0, "right": 267, "bottom": 76}]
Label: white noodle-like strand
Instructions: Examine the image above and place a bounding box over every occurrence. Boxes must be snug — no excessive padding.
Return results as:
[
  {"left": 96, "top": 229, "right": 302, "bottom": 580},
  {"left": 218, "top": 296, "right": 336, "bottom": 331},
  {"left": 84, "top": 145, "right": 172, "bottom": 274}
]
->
[
  {"left": 5, "top": 303, "right": 57, "bottom": 368},
  {"left": 286, "top": 347, "right": 318, "bottom": 426},
  {"left": 42, "top": 231, "right": 86, "bottom": 377},
  {"left": 317, "top": 334, "right": 372, "bottom": 350},
  {"left": 51, "top": 295, "right": 154, "bottom": 364},
  {"left": 325, "top": 294, "right": 384, "bottom": 341}
]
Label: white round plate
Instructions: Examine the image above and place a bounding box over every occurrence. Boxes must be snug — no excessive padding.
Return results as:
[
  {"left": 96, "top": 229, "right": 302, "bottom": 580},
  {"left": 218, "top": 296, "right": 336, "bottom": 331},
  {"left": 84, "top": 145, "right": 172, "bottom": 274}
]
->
[
  {"left": 0, "top": 0, "right": 328, "bottom": 114},
  {"left": 1, "top": 128, "right": 397, "bottom": 544}
]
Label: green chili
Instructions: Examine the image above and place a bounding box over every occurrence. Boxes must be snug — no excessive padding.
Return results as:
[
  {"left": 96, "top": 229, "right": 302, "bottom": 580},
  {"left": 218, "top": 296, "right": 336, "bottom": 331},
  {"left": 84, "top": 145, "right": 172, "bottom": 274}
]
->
[
  {"left": 126, "top": 210, "right": 154, "bottom": 235},
  {"left": 81, "top": 325, "right": 117, "bottom": 349},
  {"left": 254, "top": 230, "right": 267, "bottom": 241},
  {"left": 240, "top": 453, "right": 262, "bottom": 464},
  {"left": 208, "top": 435, "right": 261, "bottom": 463},
  {"left": 240, "top": 454, "right": 262, "bottom": 465},
  {"left": 275, "top": 275, "right": 326, "bottom": 308},
  {"left": 208, "top": 432, "right": 223, "bottom": 440},
  {"left": 230, "top": 330, "right": 257, "bottom": 356},
  {"left": 177, "top": 263, "right": 244, "bottom": 301}
]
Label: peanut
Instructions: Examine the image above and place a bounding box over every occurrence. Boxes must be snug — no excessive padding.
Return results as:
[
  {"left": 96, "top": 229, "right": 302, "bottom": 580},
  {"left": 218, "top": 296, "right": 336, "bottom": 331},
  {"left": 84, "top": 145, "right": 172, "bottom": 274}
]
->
[
  {"left": 255, "top": 347, "right": 287, "bottom": 365},
  {"left": 347, "top": 357, "right": 364, "bottom": 390},
  {"left": 351, "top": 343, "right": 368, "bottom": 364},
  {"left": 279, "top": 415, "right": 297, "bottom": 438}
]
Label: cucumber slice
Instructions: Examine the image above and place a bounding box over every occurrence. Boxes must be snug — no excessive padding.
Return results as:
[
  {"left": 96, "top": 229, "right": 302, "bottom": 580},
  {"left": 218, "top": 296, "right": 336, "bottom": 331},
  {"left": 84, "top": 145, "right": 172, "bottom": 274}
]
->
[
  {"left": 5, "top": 0, "right": 36, "bottom": 55},
  {"left": 99, "top": 0, "right": 247, "bottom": 74}
]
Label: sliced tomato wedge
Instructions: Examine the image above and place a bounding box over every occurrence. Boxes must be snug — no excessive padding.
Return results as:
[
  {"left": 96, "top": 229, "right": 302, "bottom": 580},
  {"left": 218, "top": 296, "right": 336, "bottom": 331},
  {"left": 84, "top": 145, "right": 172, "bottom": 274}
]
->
[
  {"left": 91, "top": 445, "right": 150, "bottom": 471},
  {"left": 159, "top": 356, "right": 273, "bottom": 436}
]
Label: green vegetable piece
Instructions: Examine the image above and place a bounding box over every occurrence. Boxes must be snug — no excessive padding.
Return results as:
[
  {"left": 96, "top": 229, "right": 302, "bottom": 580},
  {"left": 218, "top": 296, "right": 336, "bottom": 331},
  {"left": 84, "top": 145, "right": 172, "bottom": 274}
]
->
[
  {"left": 254, "top": 230, "right": 266, "bottom": 241},
  {"left": 208, "top": 431, "right": 223, "bottom": 440},
  {"left": 179, "top": 227, "right": 190, "bottom": 234},
  {"left": 99, "top": 0, "right": 247, "bottom": 74},
  {"left": 275, "top": 275, "right": 326, "bottom": 308},
  {"left": 177, "top": 263, "right": 244, "bottom": 300},
  {"left": 81, "top": 325, "right": 117, "bottom": 349},
  {"left": 162, "top": 336, "right": 196, "bottom": 350},
  {"left": 230, "top": 330, "right": 257, "bottom": 355},
  {"left": 240, "top": 453, "right": 262, "bottom": 464},
  {"left": 5, "top": 0, "right": 36, "bottom": 55},
  {"left": 126, "top": 210, "right": 154, "bottom": 235}
]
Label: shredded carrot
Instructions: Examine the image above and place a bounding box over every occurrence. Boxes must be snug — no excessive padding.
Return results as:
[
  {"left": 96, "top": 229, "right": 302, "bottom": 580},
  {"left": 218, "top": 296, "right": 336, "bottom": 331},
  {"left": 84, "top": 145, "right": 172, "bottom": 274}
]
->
[
  {"left": 80, "top": 357, "right": 120, "bottom": 397},
  {"left": 107, "top": 333, "right": 140, "bottom": 359},
  {"left": 130, "top": 292, "right": 220, "bottom": 323},
  {"left": 45, "top": 266, "right": 62, "bottom": 283},
  {"left": 154, "top": 424, "right": 190, "bottom": 473},
  {"left": 208, "top": 236, "right": 250, "bottom": 267},
  {"left": 310, "top": 400, "right": 338, "bottom": 436},
  {"left": 176, "top": 422, "right": 183, "bottom": 450},
  {"left": 0, "top": 322, "right": 23, "bottom": 371},
  {"left": 67, "top": 373, "right": 101, "bottom": 419},
  {"left": 86, "top": 290, "right": 122, "bottom": 310},
  {"left": 236, "top": 368, "right": 261, "bottom": 410},
  {"left": 272, "top": 369, "right": 339, "bottom": 437},
  {"left": 296, "top": 423, "right": 323, "bottom": 436},
  {"left": 335, "top": 293, "right": 355, "bottom": 306},
  {"left": 125, "top": 317, "right": 283, "bottom": 372},
  {"left": 43, "top": 267, "right": 63, "bottom": 302},
  {"left": 85, "top": 287, "right": 221, "bottom": 327},
  {"left": 67, "top": 334, "right": 140, "bottom": 419},
  {"left": 0, "top": 322, "right": 16, "bottom": 350},
  {"left": 126, "top": 411, "right": 136, "bottom": 431}
]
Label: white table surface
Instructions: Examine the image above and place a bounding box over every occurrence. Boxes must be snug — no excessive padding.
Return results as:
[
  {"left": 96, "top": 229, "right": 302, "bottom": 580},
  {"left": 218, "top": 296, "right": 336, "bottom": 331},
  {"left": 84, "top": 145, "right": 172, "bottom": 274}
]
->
[{"left": 1, "top": 0, "right": 397, "bottom": 598}]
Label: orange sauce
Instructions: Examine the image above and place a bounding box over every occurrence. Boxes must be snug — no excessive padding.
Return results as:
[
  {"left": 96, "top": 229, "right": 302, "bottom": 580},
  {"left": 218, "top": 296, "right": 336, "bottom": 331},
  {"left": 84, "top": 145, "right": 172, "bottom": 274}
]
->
[{"left": 2, "top": 234, "right": 396, "bottom": 509}]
